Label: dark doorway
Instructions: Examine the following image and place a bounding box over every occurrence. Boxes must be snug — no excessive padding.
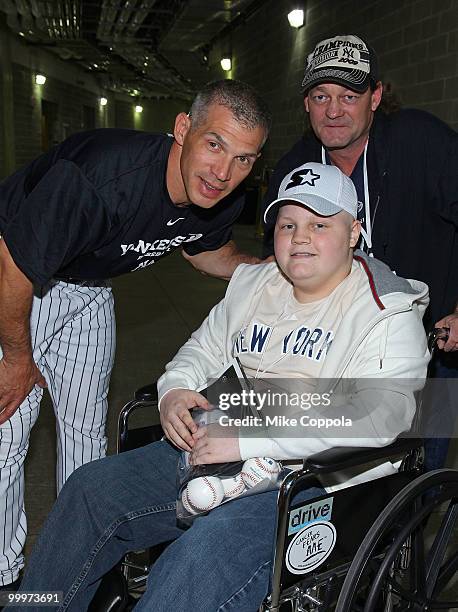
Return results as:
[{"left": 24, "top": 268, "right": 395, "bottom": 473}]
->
[
  {"left": 41, "top": 99, "right": 59, "bottom": 152},
  {"left": 83, "top": 105, "right": 96, "bottom": 130}
]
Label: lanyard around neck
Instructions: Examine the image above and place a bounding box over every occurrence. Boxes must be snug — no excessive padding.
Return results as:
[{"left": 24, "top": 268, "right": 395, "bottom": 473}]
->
[{"left": 321, "top": 142, "right": 373, "bottom": 255}]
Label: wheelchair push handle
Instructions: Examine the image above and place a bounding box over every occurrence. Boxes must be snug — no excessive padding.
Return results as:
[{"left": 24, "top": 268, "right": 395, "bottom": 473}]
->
[{"left": 427, "top": 326, "right": 449, "bottom": 354}]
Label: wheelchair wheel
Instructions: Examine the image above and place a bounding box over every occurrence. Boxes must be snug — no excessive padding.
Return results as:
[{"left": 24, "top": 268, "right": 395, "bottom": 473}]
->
[{"left": 336, "top": 469, "right": 458, "bottom": 611}]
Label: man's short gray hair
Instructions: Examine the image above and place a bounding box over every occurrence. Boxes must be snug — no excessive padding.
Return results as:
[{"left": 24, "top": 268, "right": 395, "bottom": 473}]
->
[{"left": 189, "top": 80, "right": 271, "bottom": 139}]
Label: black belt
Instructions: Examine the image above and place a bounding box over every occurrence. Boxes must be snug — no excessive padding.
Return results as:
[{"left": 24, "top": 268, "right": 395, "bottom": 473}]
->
[{"left": 54, "top": 276, "right": 108, "bottom": 286}]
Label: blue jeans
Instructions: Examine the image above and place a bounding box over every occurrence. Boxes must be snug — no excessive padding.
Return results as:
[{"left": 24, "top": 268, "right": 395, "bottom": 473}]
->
[{"left": 18, "top": 441, "right": 324, "bottom": 612}]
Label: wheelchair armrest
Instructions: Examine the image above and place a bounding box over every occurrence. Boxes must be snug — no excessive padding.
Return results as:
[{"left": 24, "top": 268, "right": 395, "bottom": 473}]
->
[
  {"left": 135, "top": 383, "right": 158, "bottom": 402},
  {"left": 304, "top": 438, "right": 422, "bottom": 474},
  {"left": 117, "top": 384, "right": 162, "bottom": 453}
]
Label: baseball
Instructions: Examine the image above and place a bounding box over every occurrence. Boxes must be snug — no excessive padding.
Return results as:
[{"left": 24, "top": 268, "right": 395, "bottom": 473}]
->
[
  {"left": 241, "top": 457, "right": 280, "bottom": 489},
  {"left": 181, "top": 489, "right": 198, "bottom": 515},
  {"left": 185, "top": 476, "right": 225, "bottom": 512},
  {"left": 221, "top": 473, "right": 246, "bottom": 499}
]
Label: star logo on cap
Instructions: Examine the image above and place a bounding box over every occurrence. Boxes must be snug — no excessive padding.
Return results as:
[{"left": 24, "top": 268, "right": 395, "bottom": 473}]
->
[{"left": 285, "top": 168, "right": 321, "bottom": 190}]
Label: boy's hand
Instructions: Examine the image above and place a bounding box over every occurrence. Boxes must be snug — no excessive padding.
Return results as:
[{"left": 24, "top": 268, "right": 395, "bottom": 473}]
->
[
  {"left": 190, "top": 424, "right": 241, "bottom": 464},
  {"left": 160, "top": 389, "right": 209, "bottom": 451}
]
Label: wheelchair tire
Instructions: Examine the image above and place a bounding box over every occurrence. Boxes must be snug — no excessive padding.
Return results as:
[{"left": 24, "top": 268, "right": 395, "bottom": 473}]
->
[
  {"left": 335, "top": 469, "right": 458, "bottom": 611},
  {"left": 88, "top": 566, "right": 130, "bottom": 612}
]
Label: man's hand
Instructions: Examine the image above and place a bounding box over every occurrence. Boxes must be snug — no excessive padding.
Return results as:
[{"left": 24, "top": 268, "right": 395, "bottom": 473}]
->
[
  {"left": 0, "top": 358, "right": 47, "bottom": 424},
  {"left": 435, "top": 311, "right": 458, "bottom": 352},
  {"left": 160, "top": 389, "right": 210, "bottom": 451},
  {"left": 182, "top": 240, "right": 275, "bottom": 281},
  {"left": 190, "top": 424, "right": 241, "bottom": 464},
  {"left": 0, "top": 238, "right": 40, "bottom": 424}
]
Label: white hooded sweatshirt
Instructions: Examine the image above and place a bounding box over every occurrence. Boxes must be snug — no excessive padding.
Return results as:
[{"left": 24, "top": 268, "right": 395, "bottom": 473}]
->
[{"left": 158, "top": 251, "right": 430, "bottom": 490}]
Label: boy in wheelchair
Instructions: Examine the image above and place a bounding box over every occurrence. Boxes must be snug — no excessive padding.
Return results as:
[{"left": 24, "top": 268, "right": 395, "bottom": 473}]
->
[{"left": 17, "top": 163, "right": 430, "bottom": 611}]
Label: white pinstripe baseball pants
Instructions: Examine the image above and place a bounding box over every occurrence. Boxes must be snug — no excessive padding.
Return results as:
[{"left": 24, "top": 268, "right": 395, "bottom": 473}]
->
[{"left": 0, "top": 280, "right": 116, "bottom": 585}]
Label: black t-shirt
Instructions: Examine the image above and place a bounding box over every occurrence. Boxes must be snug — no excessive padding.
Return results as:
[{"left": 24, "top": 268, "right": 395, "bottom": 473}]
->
[
  {"left": 0, "top": 129, "right": 244, "bottom": 284},
  {"left": 324, "top": 149, "right": 368, "bottom": 251}
]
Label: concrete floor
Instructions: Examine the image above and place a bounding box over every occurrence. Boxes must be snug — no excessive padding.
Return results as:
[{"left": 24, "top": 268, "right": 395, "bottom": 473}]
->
[{"left": 23, "top": 225, "right": 458, "bottom": 568}]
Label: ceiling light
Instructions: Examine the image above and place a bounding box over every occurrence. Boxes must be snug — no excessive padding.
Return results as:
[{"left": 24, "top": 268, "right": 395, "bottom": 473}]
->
[
  {"left": 35, "top": 74, "right": 46, "bottom": 85},
  {"left": 135, "top": 105, "right": 143, "bottom": 113},
  {"left": 200, "top": 45, "right": 210, "bottom": 67},
  {"left": 287, "top": 9, "right": 304, "bottom": 28},
  {"left": 100, "top": 97, "right": 108, "bottom": 106},
  {"left": 220, "top": 56, "right": 231, "bottom": 71}
]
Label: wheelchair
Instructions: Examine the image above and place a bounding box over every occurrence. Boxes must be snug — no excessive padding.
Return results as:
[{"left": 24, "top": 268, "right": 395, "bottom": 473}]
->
[{"left": 92, "top": 332, "right": 458, "bottom": 611}]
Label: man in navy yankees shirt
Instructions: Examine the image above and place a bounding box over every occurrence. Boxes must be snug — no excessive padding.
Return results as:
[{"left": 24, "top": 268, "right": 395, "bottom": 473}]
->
[{"left": 0, "top": 79, "right": 271, "bottom": 589}]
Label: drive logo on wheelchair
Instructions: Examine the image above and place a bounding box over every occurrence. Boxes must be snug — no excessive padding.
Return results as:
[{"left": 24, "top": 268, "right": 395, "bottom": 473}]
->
[
  {"left": 286, "top": 520, "right": 337, "bottom": 575},
  {"left": 288, "top": 497, "right": 334, "bottom": 534}
]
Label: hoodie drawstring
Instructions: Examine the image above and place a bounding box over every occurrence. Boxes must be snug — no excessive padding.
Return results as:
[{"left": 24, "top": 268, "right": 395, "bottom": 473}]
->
[{"left": 378, "top": 318, "right": 389, "bottom": 369}]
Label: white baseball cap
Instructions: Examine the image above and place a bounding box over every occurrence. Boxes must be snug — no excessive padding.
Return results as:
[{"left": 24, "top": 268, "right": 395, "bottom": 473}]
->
[{"left": 263, "top": 162, "right": 358, "bottom": 224}]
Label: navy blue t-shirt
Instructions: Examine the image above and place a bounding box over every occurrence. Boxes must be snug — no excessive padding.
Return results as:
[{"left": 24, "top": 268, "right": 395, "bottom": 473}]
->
[
  {"left": 325, "top": 149, "right": 367, "bottom": 241},
  {"left": 0, "top": 129, "right": 244, "bottom": 284}
]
